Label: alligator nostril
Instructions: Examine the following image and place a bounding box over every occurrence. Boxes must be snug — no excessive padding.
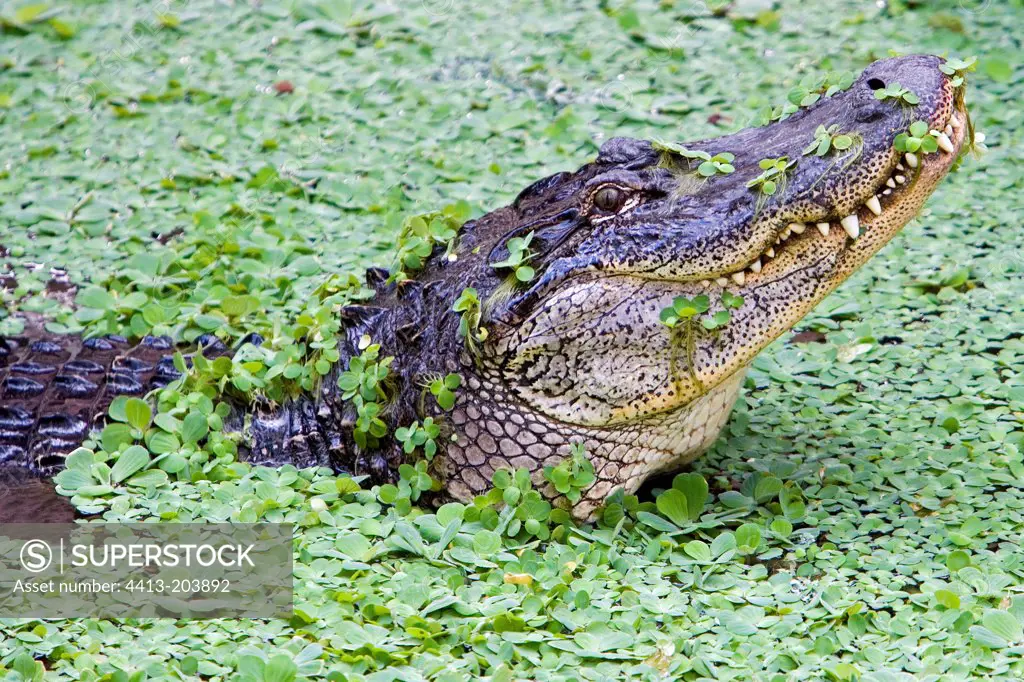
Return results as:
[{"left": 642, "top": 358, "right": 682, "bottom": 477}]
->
[{"left": 866, "top": 78, "right": 886, "bottom": 91}]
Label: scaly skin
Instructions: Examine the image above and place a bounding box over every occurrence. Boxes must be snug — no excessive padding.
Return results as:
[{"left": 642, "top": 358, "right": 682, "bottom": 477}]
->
[{"left": 0, "top": 55, "right": 969, "bottom": 521}]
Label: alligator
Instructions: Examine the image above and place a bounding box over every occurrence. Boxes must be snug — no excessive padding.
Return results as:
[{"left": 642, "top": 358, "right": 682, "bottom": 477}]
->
[{"left": 0, "top": 55, "right": 970, "bottom": 523}]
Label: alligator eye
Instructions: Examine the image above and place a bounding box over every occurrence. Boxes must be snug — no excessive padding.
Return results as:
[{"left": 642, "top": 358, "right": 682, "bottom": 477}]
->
[{"left": 593, "top": 186, "right": 626, "bottom": 212}]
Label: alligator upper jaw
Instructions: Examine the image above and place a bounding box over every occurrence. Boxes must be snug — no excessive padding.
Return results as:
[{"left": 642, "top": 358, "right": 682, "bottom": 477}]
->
[
  {"left": 713, "top": 103, "right": 970, "bottom": 293},
  {"left": 554, "top": 97, "right": 969, "bottom": 303}
]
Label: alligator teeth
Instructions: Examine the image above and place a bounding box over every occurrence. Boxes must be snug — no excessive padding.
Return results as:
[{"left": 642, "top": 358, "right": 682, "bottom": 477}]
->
[
  {"left": 949, "top": 117, "right": 961, "bottom": 131},
  {"left": 716, "top": 277, "right": 729, "bottom": 287},
  {"left": 905, "top": 152, "right": 918, "bottom": 169},
  {"left": 816, "top": 222, "right": 830, "bottom": 237},
  {"left": 882, "top": 188, "right": 892, "bottom": 195},
  {"left": 865, "top": 195, "right": 882, "bottom": 216},
  {"left": 896, "top": 163, "right": 905, "bottom": 171},
  {"left": 944, "top": 123, "right": 954, "bottom": 137},
  {"left": 731, "top": 271, "right": 746, "bottom": 285},
  {"left": 935, "top": 132, "right": 954, "bottom": 154},
  {"left": 841, "top": 214, "right": 860, "bottom": 239},
  {"left": 765, "top": 247, "right": 775, "bottom": 258},
  {"left": 699, "top": 279, "right": 710, "bottom": 288},
  {"left": 749, "top": 258, "right": 762, "bottom": 274},
  {"left": 788, "top": 222, "right": 806, "bottom": 235},
  {"left": 779, "top": 227, "right": 792, "bottom": 241},
  {"left": 895, "top": 174, "right": 906, "bottom": 184},
  {"left": 886, "top": 178, "right": 896, "bottom": 188}
]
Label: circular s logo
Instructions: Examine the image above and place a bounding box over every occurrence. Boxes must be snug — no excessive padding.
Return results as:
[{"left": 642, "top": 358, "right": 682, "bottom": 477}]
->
[{"left": 20, "top": 540, "right": 52, "bottom": 573}]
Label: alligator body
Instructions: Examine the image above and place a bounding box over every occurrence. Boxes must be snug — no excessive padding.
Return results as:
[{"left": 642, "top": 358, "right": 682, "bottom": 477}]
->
[{"left": 0, "top": 56, "right": 969, "bottom": 520}]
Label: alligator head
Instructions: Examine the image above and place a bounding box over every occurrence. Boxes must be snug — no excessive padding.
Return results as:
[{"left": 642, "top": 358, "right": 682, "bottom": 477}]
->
[{"left": 433, "top": 54, "right": 970, "bottom": 518}]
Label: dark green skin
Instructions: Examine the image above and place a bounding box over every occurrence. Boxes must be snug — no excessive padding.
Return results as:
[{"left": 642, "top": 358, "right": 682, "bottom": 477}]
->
[{"left": 0, "top": 55, "right": 966, "bottom": 520}]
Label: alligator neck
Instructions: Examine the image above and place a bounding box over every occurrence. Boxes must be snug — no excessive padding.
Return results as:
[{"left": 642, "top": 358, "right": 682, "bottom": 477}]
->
[{"left": 444, "top": 364, "right": 745, "bottom": 518}]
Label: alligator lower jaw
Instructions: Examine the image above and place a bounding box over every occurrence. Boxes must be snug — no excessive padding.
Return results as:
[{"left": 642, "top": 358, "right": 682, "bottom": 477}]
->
[{"left": 704, "top": 105, "right": 969, "bottom": 291}]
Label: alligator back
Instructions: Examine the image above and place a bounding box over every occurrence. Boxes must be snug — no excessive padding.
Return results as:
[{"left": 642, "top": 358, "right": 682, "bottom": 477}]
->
[
  {"left": 0, "top": 324, "right": 186, "bottom": 474},
  {"left": 0, "top": 307, "right": 402, "bottom": 492}
]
